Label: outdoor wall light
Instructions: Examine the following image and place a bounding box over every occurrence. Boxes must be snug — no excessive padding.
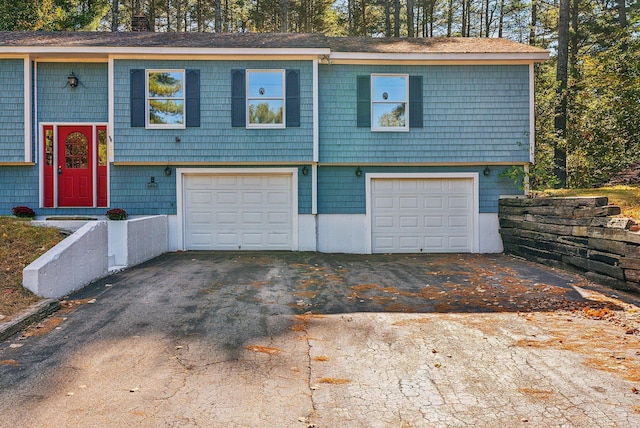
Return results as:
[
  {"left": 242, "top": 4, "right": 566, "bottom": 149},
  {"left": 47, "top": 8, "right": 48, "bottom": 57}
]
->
[
  {"left": 355, "top": 167, "right": 362, "bottom": 177},
  {"left": 67, "top": 71, "right": 79, "bottom": 88},
  {"left": 175, "top": 136, "right": 181, "bottom": 143},
  {"left": 301, "top": 165, "right": 309, "bottom": 176},
  {"left": 483, "top": 166, "right": 491, "bottom": 176},
  {"left": 164, "top": 166, "right": 172, "bottom": 176}
]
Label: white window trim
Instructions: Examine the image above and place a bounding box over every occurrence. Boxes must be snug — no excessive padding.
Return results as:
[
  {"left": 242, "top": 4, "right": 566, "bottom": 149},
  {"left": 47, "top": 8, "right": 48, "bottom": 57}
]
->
[
  {"left": 145, "top": 69, "right": 186, "bottom": 130},
  {"left": 371, "top": 73, "right": 409, "bottom": 132},
  {"left": 246, "top": 69, "right": 286, "bottom": 129}
]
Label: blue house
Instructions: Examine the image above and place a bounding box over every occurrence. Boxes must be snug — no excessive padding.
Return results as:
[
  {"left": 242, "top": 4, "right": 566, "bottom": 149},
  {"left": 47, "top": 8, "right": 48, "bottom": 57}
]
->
[{"left": 0, "top": 32, "right": 548, "bottom": 254}]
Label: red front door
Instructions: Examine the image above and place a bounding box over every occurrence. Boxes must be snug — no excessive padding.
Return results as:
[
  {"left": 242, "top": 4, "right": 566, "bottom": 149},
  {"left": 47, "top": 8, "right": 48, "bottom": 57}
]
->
[
  {"left": 58, "top": 126, "right": 93, "bottom": 207},
  {"left": 43, "top": 125, "right": 108, "bottom": 208}
]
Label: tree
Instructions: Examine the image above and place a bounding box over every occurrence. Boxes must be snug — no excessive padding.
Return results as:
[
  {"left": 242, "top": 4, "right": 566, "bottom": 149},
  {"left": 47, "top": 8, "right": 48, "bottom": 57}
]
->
[{"left": 554, "top": 0, "right": 569, "bottom": 187}]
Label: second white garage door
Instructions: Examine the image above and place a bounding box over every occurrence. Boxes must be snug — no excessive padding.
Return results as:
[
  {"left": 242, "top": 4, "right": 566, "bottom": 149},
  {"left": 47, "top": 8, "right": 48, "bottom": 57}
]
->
[
  {"left": 369, "top": 176, "right": 476, "bottom": 253},
  {"left": 183, "top": 173, "right": 294, "bottom": 250}
]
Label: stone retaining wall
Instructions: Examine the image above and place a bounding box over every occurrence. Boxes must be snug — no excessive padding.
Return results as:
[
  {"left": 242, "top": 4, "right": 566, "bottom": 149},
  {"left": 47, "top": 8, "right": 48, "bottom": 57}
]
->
[{"left": 499, "top": 196, "right": 640, "bottom": 293}]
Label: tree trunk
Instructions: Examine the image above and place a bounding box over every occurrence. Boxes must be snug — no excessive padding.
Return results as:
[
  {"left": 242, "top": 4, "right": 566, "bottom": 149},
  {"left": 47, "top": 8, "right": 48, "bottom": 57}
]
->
[
  {"left": 385, "top": 0, "right": 391, "bottom": 36},
  {"left": 215, "top": 0, "right": 221, "bottom": 31},
  {"left": 529, "top": 0, "right": 536, "bottom": 44},
  {"left": 461, "top": 0, "right": 467, "bottom": 36},
  {"left": 554, "top": 0, "right": 570, "bottom": 187},
  {"left": 407, "top": 0, "right": 414, "bottom": 37},
  {"left": 281, "top": 0, "right": 288, "bottom": 32},
  {"left": 446, "top": 0, "right": 453, "bottom": 36},
  {"left": 498, "top": 0, "right": 504, "bottom": 37},
  {"left": 618, "top": 0, "right": 627, "bottom": 28},
  {"left": 394, "top": 0, "right": 401, "bottom": 36},
  {"left": 484, "top": 0, "right": 490, "bottom": 36},
  {"left": 176, "top": 0, "right": 181, "bottom": 31},
  {"left": 111, "top": 0, "right": 118, "bottom": 31}
]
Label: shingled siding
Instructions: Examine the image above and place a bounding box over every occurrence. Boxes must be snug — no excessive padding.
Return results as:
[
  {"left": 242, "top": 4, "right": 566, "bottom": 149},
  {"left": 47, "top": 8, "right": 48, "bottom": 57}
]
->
[
  {"left": 499, "top": 197, "right": 640, "bottom": 293},
  {"left": 113, "top": 59, "right": 313, "bottom": 164},
  {"left": 37, "top": 62, "right": 108, "bottom": 123},
  {"left": 0, "top": 59, "right": 25, "bottom": 162},
  {"left": 319, "top": 64, "right": 530, "bottom": 164}
]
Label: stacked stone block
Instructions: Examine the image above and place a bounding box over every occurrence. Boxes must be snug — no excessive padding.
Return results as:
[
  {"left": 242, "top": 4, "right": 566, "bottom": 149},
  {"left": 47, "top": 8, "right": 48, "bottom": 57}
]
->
[{"left": 499, "top": 196, "right": 640, "bottom": 293}]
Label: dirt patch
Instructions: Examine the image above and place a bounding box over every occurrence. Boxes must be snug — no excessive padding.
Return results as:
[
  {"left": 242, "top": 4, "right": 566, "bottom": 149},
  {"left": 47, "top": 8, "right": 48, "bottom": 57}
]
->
[
  {"left": 245, "top": 345, "right": 282, "bottom": 355},
  {"left": 317, "top": 377, "right": 351, "bottom": 384},
  {"left": 0, "top": 218, "right": 66, "bottom": 321}
]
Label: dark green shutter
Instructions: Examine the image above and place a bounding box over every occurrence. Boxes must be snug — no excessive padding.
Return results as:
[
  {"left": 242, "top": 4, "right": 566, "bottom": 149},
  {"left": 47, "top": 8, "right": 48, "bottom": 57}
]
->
[
  {"left": 357, "top": 75, "right": 371, "bottom": 127},
  {"left": 409, "top": 76, "right": 423, "bottom": 128},
  {"left": 185, "top": 69, "right": 200, "bottom": 127},
  {"left": 286, "top": 69, "right": 300, "bottom": 127},
  {"left": 231, "top": 69, "right": 246, "bottom": 127},
  {"left": 130, "top": 69, "right": 145, "bottom": 127}
]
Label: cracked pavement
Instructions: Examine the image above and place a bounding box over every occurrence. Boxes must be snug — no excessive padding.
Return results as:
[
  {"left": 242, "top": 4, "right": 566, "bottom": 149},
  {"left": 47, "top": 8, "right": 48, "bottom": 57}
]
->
[{"left": 1, "top": 252, "right": 639, "bottom": 427}]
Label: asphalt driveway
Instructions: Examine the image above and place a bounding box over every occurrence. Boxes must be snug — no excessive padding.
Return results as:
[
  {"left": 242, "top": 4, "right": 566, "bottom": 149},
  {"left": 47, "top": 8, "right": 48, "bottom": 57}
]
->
[{"left": 1, "top": 252, "right": 639, "bottom": 427}]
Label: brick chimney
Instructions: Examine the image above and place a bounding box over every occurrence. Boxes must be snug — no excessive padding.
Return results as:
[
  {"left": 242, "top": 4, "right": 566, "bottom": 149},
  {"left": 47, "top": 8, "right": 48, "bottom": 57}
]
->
[{"left": 132, "top": 14, "right": 150, "bottom": 31}]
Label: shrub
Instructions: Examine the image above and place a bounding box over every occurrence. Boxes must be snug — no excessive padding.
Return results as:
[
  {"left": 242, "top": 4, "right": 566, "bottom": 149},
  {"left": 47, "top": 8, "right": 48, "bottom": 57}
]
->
[
  {"left": 106, "top": 208, "right": 128, "bottom": 220},
  {"left": 12, "top": 206, "right": 35, "bottom": 218}
]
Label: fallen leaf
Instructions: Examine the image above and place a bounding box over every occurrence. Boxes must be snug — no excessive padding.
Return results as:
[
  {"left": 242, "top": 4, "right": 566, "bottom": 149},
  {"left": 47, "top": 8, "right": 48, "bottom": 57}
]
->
[
  {"left": 632, "top": 387, "right": 639, "bottom": 394},
  {"left": 0, "top": 360, "right": 18, "bottom": 366}
]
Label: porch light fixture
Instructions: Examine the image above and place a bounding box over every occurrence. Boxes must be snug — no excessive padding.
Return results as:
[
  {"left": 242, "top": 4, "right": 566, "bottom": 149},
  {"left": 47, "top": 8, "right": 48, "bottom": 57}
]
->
[
  {"left": 301, "top": 166, "right": 309, "bottom": 176},
  {"left": 67, "top": 71, "right": 79, "bottom": 88},
  {"left": 483, "top": 166, "right": 491, "bottom": 176},
  {"left": 164, "top": 166, "right": 172, "bottom": 176},
  {"left": 355, "top": 167, "right": 362, "bottom": 177}
]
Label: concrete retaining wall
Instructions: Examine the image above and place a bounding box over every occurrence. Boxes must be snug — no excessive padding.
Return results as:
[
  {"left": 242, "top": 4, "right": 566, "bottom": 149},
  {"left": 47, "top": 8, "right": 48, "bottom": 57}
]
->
[
  {"left": 24, "top": 216, "right": 168, "bottom": 299},
  {"left": 499, "top": 197, "right": 640, "bottom": 293}
]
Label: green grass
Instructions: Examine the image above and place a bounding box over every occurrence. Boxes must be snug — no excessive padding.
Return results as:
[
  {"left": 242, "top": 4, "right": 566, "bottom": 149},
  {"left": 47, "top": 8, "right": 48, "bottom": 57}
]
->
[
  {"left": 0, "top": 218, "right": 65, "bottom": 320},
  {"left": 539, "top": 185, "right": 640, "bottom": 221}
]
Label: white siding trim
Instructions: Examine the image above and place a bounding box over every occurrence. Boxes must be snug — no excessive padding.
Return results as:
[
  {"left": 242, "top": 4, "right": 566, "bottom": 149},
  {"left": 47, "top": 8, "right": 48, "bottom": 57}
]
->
[
  {"left": 23, "top": 55, "right": 32, "bottom": 162},
  {"left": 312, "top": 59, "right": 319, "bottom": 162},
  {"left": 365, "top": 172, "right": 479, "bottom": 254},
  {"left": 529, "top": 63, "right": 535, "bottom": 164},
  {"left": 175, "top": 167, "right": 299, "bottom": 251},
  {"left": 107, "top": 57, "right": 115, "bottom": 164},
  {"left": 312, "top": 163, "right": 318, "bottom": 215}
]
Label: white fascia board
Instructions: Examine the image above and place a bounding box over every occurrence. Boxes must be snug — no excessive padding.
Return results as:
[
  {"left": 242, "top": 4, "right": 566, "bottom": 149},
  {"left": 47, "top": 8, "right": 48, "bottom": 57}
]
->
[{"left": 328, "top": 51, "right": 549, "bottom": 63}]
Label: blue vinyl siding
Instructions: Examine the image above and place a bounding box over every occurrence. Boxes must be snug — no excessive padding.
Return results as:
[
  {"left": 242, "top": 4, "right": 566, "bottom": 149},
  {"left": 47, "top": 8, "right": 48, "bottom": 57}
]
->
[
  {"left": 113, "top": 60, "right": 313, "bottom": 163},
  {"left": 319, "top": 64, "right": 530, "bottom": 164},
  {"left": 0, "top": 60, "right": 25, "bottom": 162},
  {"left": 37, "top": 62, "right": 108, "bottom": 123},
  {"left": 317, "top": 165, "right": 523, "bottom": 215}
]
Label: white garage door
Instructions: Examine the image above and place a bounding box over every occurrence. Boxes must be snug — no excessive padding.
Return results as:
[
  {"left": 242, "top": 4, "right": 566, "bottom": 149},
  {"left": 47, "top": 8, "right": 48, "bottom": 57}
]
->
[
  {"left": 370, "top": 177, "right": 475, "bottom": 253},
  {"left": 184, "top": 173, "right": 293, "bottom": 250}
]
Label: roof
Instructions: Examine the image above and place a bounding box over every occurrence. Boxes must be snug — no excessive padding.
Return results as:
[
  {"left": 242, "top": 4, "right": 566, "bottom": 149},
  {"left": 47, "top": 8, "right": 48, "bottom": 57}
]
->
[
  {"left": 327, "top": 36, "right": 548, "bottom": 54},
  {"left": 0, "top": 31, "right": 548, "bottom": 61},
  {"left": 0, "top": 31, "right": 328, "bottom": 49}
]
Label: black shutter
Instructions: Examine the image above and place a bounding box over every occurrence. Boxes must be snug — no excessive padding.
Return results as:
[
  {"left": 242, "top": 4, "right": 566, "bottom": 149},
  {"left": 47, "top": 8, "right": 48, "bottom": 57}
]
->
[
  {"left": 185, "top": 69, "right": 201, "bottom": 127},
  {"left": 231, "top": 69, "right": 246, "bottom": 127},
  {"left": 130, "top": 69, "right": 145, "bottom": 127},
  {"left": 409, "top": 75, "right": 423, "bottom": 128},
  {"left": 286, "top": 69, "right": 300, "bottom": 127},
  {"left": 357, "top": 75, "right": 371, "bottom": 127}
]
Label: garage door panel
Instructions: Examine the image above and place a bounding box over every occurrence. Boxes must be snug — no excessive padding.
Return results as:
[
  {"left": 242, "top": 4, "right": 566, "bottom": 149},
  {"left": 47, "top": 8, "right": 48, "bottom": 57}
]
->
[
  {"left": 184, "top": 173, "right": 293, "bottom": 251},
  {"left": 216, "top": 192, "right": 237, "bottom": 204},
  {"left": 371, "top": 177, "right": 474, "bottom": 253}
]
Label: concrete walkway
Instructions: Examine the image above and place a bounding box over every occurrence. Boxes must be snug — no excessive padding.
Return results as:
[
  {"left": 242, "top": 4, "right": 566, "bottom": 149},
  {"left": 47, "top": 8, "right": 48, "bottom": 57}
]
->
[{"left": 1, "top": 252, "right": 639, "bottom": 427}]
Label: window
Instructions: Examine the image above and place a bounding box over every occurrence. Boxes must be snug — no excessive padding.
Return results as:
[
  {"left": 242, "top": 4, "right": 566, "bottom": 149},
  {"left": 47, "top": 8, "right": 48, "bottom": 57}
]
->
[
  {"left": 146, "top": 70, "right": 185, "bottom": 128},
  {"left": 231, "top": 69, "right": 300, "bottom": 128},
  {"left": 357, "top": 74, "right": 423, "bottom": 130},
  {"left": 246, "top": 70, "right": 285, "bottom": 128},
  {"left": 371, "top": 74, "right": 408, "bottom": 131},
  {"left": 131, "top": 69, "right": 200, "bottom": 128}
]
